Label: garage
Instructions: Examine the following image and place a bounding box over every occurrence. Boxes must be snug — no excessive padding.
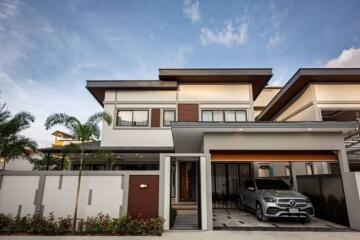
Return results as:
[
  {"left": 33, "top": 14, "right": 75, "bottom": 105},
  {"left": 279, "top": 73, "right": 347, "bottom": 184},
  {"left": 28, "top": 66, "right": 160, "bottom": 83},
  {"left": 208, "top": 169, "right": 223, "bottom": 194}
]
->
[
  {"left": 167, "top": 120, "right": 358, "bottom": 231},
  {"left": 211, "top": 150, "right": 350, "bottom": 230}
]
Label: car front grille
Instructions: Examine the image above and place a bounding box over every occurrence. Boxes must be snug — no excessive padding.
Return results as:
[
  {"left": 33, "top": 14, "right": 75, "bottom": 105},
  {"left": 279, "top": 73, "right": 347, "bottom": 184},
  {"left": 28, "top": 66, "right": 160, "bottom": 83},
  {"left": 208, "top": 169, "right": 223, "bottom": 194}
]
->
[
  {"left": 266, "top": 207, "right": 280, "bottom": 215},
  {"left": 277, "top": 198, "right": 306, "bottom": 207}
]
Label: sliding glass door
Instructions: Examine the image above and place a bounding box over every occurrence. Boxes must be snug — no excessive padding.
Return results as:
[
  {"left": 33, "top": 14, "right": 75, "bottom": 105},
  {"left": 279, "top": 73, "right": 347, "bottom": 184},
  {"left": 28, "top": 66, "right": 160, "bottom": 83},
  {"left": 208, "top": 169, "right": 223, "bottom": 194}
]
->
[{"left": 212, "top": 163, "right": 251, "bottom": 208}]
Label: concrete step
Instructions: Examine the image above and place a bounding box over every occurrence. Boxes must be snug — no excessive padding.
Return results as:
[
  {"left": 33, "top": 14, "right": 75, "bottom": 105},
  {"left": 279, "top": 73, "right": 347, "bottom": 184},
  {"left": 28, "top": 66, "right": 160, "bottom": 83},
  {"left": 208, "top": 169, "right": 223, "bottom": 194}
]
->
[{"left": 173, "top": 214, "right": 199, "bottom": 230}]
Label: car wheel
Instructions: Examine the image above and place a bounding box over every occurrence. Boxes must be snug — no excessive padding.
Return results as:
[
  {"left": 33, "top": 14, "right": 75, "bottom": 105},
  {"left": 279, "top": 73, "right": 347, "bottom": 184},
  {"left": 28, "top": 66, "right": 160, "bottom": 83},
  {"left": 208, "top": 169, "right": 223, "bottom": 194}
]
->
[{"left": 256, "top": 203, "right": 265, "bottom": 221}]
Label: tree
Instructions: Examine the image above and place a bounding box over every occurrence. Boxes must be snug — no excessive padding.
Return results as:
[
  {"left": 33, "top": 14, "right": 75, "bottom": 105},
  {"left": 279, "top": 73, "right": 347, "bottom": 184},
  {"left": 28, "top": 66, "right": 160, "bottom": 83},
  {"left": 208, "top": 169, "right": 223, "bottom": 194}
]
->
[
  {"left": 0, "top": 104, "right": 37, "bottom": 170},
  {"left": 45, "top": 112, "right": 112, "bottom": 231},
  {"left": 30, "top": 143, "right": 80, "bottom": 170}
]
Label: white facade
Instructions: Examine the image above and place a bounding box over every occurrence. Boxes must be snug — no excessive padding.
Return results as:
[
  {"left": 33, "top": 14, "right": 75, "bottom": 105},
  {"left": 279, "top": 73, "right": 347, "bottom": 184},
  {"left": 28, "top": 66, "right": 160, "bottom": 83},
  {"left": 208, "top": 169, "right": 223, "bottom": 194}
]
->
[
  {"left": 101, "top": 83, "right": 254, "bottom": 148},
  {"left": 275, "top": 83, "right": 360, "bottom": 122}
]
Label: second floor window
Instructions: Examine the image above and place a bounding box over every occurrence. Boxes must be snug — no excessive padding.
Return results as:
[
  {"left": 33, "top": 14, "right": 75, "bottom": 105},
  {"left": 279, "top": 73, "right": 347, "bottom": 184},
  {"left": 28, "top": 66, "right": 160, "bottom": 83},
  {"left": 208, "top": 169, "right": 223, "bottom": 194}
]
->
[
  {"left": 163, "top": 110, "right": 176, "bottom": 127},
  {"left": 117, "top": 110, "right": 149, "bottom": 127},
  {"left": 201, "top": 110, "right": 247, "bottom": 122}
]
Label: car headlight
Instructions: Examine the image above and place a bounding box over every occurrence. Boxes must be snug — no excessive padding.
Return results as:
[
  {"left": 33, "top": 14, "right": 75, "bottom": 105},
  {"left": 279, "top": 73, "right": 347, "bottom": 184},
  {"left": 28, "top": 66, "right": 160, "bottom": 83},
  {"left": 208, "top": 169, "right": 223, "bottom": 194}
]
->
[
  {"left": 305, "top": 198, "right": 311, "bottom": 203},
  {"left": 263, "top": 197, "right": 277, "bottom": 203}
]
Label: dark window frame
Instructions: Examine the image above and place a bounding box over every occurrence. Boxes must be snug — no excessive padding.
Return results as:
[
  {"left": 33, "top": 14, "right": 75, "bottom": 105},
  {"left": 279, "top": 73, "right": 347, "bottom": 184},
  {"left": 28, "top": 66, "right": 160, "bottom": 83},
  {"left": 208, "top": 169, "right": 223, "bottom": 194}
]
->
[
  {"left": 116, "top": 109, "right": 149, "bottom": 127},
  {"left": 201, "top": 109, "right": 247, "bottom": 122},
  {"left": 163, "top": 109, "right": 176, "bottom": 127}
]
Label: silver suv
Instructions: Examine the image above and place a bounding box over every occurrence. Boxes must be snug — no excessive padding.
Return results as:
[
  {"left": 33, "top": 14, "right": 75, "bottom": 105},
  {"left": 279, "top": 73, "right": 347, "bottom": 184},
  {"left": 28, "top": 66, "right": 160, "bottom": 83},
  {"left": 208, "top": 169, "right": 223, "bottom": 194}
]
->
[{"left": 240, "top": 178, "right": 314, "bottom": 221}]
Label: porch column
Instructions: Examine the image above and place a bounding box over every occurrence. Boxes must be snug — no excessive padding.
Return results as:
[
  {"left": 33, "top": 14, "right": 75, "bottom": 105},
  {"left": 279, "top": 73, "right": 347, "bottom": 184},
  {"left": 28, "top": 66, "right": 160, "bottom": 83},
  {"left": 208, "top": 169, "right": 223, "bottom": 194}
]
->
[
  {"left": 159, "top": 154, "right": 171, "bottom": 230},
  {"left": 290, "top": 162, "right": 298, "bottom": 191},
  {"left": 338, "top": 147, "right": 360, "bottom": 230},
  {"left": 175, "top": 160, "right": 179, "bottom": 202},
  {"left": 200, "top": 156, "right": 208, "bottom": 230}
]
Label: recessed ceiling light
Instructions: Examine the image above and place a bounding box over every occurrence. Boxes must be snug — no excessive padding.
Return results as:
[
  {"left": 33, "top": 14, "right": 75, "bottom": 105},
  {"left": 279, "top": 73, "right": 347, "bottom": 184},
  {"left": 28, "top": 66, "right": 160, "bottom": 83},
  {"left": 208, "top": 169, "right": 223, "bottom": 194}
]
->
[
  {"left": 238, "top": 128, "right": 243, "bottom": 131},
  {"left": 135, "top": 153, "right": 139, "bottom": 156},
  {"left": 140, "top": 155, "right": 144, "bottom": 158},
  {"left": 307, "top": 128, "right": 312, "bottom": 131}
]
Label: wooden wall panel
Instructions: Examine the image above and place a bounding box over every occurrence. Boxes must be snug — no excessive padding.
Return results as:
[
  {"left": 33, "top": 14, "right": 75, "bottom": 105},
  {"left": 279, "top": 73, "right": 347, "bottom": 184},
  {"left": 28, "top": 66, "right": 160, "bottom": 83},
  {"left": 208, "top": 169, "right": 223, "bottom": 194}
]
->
[
  {"left": 178, "top": 104, "right": 199, "bottom": 121},
  {"left": 128, "top": 175, "right": 159, "bottom": 219},
  {"left": 211, "top": 150, "right": 337, "bottom": 162},
  {"left": 151, "top": 108, "right": 160, "bottom": 127}
]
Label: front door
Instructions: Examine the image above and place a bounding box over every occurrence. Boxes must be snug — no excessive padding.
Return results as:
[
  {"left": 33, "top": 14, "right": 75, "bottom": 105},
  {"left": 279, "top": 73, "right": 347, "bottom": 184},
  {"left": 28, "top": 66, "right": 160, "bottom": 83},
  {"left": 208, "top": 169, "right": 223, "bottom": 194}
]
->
[{"left": 179, "top": 162, "right": 196, "bottom": 201}]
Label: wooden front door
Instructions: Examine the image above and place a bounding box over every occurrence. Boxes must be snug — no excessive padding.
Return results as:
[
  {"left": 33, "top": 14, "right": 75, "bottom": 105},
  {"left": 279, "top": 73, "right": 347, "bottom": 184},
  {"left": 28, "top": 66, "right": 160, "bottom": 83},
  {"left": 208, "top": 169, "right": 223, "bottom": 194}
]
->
[
  {"left": 128, "top": 175, "right": 159, "bottom": 219},
  {"left": 179, "top": 162, "right": 196, "bottom": 201}
]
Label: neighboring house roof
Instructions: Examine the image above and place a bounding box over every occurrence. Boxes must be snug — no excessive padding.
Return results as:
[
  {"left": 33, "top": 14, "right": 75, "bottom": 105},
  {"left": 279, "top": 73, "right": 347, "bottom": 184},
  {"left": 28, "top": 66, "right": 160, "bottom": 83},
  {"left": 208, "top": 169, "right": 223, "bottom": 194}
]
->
[
  {"left": 257, "top": 68, "right": 360, "bottom": 121},
  {"left": 159, "top": 68, "right": 272, "bottom": 99},
  {"left": 87, "top": 68, "right": 273, "bottom": 106},
  {"left": 39, "top": 140, "right": 174, "bottom": 154},
  {"left": 51, "top": 130, "right": 75, "bottom": 139}
]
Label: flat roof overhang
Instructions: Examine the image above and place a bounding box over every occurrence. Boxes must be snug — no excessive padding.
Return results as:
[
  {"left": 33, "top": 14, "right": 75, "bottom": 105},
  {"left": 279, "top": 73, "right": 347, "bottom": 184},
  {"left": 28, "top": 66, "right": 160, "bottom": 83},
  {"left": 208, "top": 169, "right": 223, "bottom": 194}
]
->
[
  {"left": 159, "top": 68, "right": 273, "bottom": 99},
  {"left": 257, "top": 68, "right": 360, "bottom": 121},
  {"left": 86, "top": 80, "right": 178, "bottom": 106},
  {"left": 171, "top": 121, "right": 358, "bottom": 153}
]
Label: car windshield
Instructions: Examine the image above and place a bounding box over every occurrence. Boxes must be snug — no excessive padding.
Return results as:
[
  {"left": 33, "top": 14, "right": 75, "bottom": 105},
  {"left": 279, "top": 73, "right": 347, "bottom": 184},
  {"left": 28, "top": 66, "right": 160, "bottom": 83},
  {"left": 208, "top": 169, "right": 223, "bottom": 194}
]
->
[{"left": 255, "top": 179, "right": 291, "bottom": 190}]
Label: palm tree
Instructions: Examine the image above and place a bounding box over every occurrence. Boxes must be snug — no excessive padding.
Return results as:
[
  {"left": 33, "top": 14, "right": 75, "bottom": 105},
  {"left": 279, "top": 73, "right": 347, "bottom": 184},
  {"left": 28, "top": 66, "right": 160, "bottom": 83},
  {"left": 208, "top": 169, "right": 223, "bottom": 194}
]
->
[
  {"left": 0, "top": 104, "right": 37, "bottom": 170},
  {"left": 45, "top": 112, "right": 112, "bottom": 231}
]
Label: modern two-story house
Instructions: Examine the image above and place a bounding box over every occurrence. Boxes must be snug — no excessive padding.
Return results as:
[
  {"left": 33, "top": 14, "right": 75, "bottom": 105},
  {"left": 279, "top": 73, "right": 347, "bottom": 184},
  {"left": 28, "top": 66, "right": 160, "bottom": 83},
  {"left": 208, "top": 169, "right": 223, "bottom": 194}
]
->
[{"left": 83, "top": 68, "right": 360, "bottom": 231}]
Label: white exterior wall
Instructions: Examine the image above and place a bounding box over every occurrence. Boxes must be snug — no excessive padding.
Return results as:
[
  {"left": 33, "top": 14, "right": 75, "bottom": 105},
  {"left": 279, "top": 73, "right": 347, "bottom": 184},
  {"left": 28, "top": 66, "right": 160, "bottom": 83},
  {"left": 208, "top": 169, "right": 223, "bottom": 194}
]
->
[
  {"left": 101, "top": 90, "right": 176, "bottom": 147},
  {"left": 275, "top": 85, "right": 319, "bottom": 121},
  {"left": 43, "top": 176, "right": 123, "bottom": 218},
  {"left": 0, "top": 172, "right": 158, "bottom": 219},
  {"left": 101, "top": 83, "right": 254, "bottom": 147},
  {"left": 0, "top": 176, "right": 39, "bottom": 216},
  {"left": 274, "top": 83, "right": 360, "bottom": 122},
  {"left": 314, "top": 84, "right": 360, "bottom": 115},
  {"left": 177, "top": 84, "right": 251, "bottom": 102},
  {"left": 254, "top": 87, "right": 281, "bottom": 118}
]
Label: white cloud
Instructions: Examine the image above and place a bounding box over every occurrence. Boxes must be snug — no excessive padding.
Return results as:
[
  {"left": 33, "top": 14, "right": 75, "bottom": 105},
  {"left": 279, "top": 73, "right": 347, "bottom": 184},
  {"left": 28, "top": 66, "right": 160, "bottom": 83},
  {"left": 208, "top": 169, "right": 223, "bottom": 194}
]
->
[
  {"left": 200, "top": 20, "right": 248, "bottom": 47},
  {"left": 0, "top": 0, "right": 19, "bottom": 19},
  {"left": 267, "top": 32, "right": 285, "bottom": 49},
  {"left": 324, "top": 47, "right": 360, "bottom": 67},
  {"left": 183, "top": 0, "right": 201, "bottom": 23}
]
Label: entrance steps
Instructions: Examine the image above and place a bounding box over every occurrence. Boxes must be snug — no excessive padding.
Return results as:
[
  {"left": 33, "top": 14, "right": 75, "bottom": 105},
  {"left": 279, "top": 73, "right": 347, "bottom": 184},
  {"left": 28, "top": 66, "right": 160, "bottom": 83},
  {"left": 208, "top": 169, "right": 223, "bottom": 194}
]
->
[{"left": 172, "top": 213, "right": 199, "bottom": 230}]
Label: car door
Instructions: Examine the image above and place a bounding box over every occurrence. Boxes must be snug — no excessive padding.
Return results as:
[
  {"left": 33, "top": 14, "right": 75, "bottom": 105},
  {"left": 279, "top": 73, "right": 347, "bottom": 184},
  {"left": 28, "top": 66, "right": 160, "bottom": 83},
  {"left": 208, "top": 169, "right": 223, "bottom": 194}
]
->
[{"left": 242, "top": 180, "right": 254, "bottom": 208}]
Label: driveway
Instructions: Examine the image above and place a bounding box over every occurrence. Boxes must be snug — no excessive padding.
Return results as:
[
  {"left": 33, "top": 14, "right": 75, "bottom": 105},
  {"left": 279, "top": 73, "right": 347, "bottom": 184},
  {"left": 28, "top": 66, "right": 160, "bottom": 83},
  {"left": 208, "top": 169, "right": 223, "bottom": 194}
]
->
[
  {"left": 0, "top": 231, "right": 360, "bottom": 240},
  {"left": 213, "top": 209, "right": 347, "bottom": 230}
]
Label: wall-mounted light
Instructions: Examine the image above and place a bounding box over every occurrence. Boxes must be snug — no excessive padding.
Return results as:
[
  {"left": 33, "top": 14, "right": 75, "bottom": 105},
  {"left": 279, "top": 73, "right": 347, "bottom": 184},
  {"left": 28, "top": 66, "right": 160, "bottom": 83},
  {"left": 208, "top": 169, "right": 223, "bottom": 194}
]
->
[{"left": 139, "top": 184, "right": 148, "bottom": 189}]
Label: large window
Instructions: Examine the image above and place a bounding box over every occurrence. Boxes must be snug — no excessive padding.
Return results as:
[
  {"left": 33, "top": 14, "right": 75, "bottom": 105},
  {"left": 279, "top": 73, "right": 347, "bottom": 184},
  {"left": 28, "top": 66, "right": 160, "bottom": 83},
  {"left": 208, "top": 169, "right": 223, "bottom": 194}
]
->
[
  {"left": 116, "top": 110, "right": 149, "bottom": 127},
  {"left": 201, "top": 110, "right": 246, "bottom": 122},
  {"left": 163, "top": 110, "right": 176, "bottom": 127}
]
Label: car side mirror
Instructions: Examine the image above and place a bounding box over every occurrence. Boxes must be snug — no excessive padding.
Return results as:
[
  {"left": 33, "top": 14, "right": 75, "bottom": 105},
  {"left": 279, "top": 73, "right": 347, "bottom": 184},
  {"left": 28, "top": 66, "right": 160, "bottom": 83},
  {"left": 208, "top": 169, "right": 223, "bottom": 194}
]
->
[{"left": 247, "top": 187, "right": 255, "bottom": 191}]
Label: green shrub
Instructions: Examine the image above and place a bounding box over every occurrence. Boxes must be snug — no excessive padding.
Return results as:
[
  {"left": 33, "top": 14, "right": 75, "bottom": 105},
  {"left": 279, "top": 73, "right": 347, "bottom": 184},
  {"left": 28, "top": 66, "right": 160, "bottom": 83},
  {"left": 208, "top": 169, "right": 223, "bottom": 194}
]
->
[
  {"left": 109, "top": 215, "right": 130, "bottom": 235},
  {"left": 0, "top": 212, "right": 163, "bottom": 235},
  {"left": 56, "top": 216, "right": 72, "bottom": 235},
  {"left": 0, "top": 213, "right": 14, "bottom": 232},
  {"left": 0, "top": 213, "right": 71, "bottom": 235},
  {"left": 81, "top": 213, "right": 112, "bottom": 234},
  {"left": 145, "top": 217, "right": 164, "bottom": 235}
]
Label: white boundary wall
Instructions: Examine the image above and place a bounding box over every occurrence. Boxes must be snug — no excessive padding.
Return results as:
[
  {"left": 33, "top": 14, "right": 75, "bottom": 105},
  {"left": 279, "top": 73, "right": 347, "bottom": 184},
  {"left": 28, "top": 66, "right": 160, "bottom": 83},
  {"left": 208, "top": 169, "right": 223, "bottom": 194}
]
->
[{"left": 0, "top": 171, "right": 158, "bottom": 219}]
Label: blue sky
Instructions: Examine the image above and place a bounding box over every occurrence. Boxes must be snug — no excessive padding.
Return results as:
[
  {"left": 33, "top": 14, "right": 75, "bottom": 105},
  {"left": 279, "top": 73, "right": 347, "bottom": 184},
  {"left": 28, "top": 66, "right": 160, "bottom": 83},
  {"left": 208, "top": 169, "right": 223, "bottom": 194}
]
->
[{"left": 1, "top": 0, "right": 360, "bottom": 146}]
